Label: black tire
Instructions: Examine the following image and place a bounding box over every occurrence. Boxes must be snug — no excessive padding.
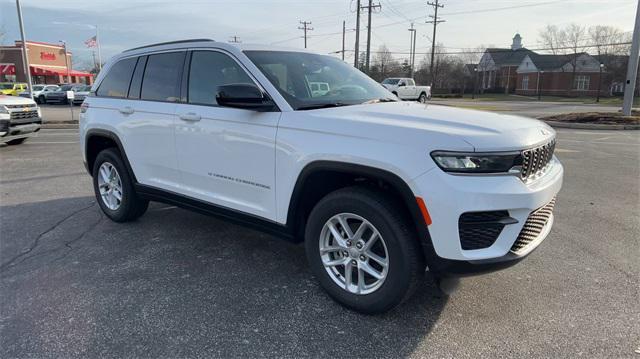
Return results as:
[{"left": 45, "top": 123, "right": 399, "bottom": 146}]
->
[
  {"left": 305, "top": 186, "right": 424, "bottom": 314},
  {"left": 6, "top": 138, "right": 27, "bottom": 145},
  {"left": 92, "top": 148, "right": 148, "bottom": 222},
  {"left": 418, "top": 92, "right": 427, "bottom": 103}
]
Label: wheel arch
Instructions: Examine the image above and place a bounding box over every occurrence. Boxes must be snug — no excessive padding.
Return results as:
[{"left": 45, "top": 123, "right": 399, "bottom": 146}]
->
[
  {"left": 85, "top": 129, "right": 137, "bottom": 182},
  {"left": 286, "top": 161, "right": 433, "bottom": 250}
]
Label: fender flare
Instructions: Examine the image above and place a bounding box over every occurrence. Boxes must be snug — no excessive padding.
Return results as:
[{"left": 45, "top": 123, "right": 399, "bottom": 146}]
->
[{"left": 85, "top": 129, "right": 138, "bottom": 183}]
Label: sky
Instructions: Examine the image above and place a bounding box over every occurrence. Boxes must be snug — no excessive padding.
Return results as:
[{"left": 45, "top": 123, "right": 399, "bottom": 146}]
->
[{"left": 0, "top": 0, "right": 637, "bottom": 70}]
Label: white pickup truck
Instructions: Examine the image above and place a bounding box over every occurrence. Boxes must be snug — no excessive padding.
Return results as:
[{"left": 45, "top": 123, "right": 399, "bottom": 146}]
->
[
  {"left": 0, "top": 95, "right": 42, "bottom": 145},
  {"left": 382, "top": 78, "right": 431, "bottom": 103}
]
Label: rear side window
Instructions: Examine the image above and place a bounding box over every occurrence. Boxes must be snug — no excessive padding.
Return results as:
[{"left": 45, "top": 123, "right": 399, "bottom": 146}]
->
[
  {"left": 188, "top": 51, "right": 254, "bottom": 106},
  {"left": 128, "top": 56, "right": 147, "bottom": 100},
  {"left": 96, "top": 57, "right": 137, "bottom": 98},
  {"left": 141, "top": 52, "right": 185, "bottom": 102}
]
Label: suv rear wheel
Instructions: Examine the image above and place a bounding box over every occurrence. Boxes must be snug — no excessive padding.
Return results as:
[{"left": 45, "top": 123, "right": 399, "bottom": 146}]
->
[
  {"left": 92, "top": 148, "right": 148, "bottom": 222},
  {"left": 305, "top": 187, "right": 424, "bottom": 314}
]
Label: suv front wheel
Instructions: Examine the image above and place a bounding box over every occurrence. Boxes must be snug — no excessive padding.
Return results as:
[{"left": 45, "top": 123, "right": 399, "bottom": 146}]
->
[
  {"left": 305, "top": 187, "right": 424, "bottom": 313},
  {"left": 92, "top": 148, "right": 148, "bottom": 222}
]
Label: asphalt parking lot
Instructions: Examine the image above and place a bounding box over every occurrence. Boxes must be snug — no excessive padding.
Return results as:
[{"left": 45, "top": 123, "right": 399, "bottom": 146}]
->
[{"left": 1, "top": 123, "right": 639, "bottom": 357}]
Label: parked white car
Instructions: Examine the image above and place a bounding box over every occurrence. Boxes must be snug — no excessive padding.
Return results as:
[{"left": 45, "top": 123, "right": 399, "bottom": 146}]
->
[
  {"left": 19, "top": 84, "right": 60, "bottom": 104},
  {"left": 0, "top": 94, "right": 42, "bottom": 145},
  {"left": 382, "top": 77, "right": 431, "bottom": 102},
  {"left": 72, "top": 85, "right": 92, "bottom": 105},
  {"left": 80, "top": 40, "right": 563, "bottom": 313}
]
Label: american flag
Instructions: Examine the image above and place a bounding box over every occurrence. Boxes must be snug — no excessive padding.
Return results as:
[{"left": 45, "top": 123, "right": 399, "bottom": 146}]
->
[{"left": 84, "top": 35, "right": 97, "bottom": 48}]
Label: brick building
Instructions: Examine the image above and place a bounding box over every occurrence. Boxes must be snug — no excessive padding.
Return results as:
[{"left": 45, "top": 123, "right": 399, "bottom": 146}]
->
[
  {"left": 477, "top": 34, "right": 535, "bottom": 94},
  {"left": 0, "top": 40, "right": 93, "bottom": 85},
  {"left": 515, "top": 53, "right": 603, "bottom": 96}
]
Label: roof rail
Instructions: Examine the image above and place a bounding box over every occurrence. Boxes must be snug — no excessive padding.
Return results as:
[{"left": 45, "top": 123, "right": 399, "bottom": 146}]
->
[{"left": 123, "top": 39, "right": 214, "bottom": 52}]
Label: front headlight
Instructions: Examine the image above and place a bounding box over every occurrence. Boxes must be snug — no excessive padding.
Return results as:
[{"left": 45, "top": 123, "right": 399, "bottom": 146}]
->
[
  {"left": 0, "top": 106, "right": 8, "bottom": 114},
  {"left": 37, "top": 106, "right": 42, "bottom": 118},
  {"left": 430, "top": 151, "right": 523, "bottom": 174}
]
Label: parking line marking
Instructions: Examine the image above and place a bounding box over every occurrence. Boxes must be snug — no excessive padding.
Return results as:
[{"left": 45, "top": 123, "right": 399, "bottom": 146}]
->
[{"left": 26, "top": 141, "right": 79, "bottom": 144}]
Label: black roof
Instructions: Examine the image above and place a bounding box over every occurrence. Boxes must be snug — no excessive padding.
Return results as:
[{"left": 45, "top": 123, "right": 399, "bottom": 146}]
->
[
  {"left": 486, "top": 48, "right": 535, "bottom": 65},
  {"left": 527, "top": 52, "right": 588, "bottom": 70}
]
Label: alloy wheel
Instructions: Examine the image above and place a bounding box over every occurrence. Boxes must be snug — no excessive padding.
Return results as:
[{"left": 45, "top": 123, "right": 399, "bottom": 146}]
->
[
  {"left": 319, "top": 213, "right": 389, "bottom": 295},
  {"left": 97, "top": 162, "right": 123, "bottom": 210}
]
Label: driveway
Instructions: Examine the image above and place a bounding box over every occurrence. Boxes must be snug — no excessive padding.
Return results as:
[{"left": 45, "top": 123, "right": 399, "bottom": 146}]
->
[{"left": 430, "top": 98, "right": 625, "bottom": 118}]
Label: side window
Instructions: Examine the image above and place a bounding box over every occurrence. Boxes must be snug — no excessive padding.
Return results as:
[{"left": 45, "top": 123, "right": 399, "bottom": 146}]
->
[
  {"left": 188, "top": 51, "right": 255, "bottom": 106},
  {"left": 96, "top": 57, "right": 137, "bottom": 98},
  {"left": 141, "top": 52, "right": 185, "bottom": 102},
  {"left": 408, "top": 79, "right": 415, "bottom": 86},
  {"left": 128, "top": 56, "right": 147, "bottom": 100}
]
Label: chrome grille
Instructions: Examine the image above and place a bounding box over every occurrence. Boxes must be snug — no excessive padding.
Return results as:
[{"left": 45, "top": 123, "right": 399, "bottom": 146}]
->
[
  {"left": 10, "top": 110, "right": 39, "bottom": 121},
  {"left": 5, "top": 103, "right": 37, "bottom": 109},
  {"left": 510, "top": 197, "right": 556, "bottom": 255},
  {"left": 520, "top": 139, "right": 556, "bottom": 180}
]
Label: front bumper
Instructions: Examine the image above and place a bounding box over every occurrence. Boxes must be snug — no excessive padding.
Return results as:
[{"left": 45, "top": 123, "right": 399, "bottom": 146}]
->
[
  {"left": 0, "top": 120, "right": 42, "bottom": 143},
  {"left": 410, "top": 157, "right": 563, "bottom": 276}
]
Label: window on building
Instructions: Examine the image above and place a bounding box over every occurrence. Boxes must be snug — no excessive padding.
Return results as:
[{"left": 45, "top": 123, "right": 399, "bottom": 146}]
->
[
  {"left": 522, "top": 75, "right": 529, "bottom": 90},
  {"left": 574, "top": 75, "right": 590, "bottom": 91},
  {"left": 141, "top": 52, "right": 185, "bottom": 102},
  {"left": 187, "top": 51, "right": 255, "bottom": 106},
  {"left": 96, "top": 57, "right": 137, "bottom": 98}
]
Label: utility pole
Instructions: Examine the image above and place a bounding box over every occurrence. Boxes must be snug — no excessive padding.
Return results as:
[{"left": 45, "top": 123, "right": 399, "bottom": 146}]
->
[
  {"left": 95, "top": 25, "right": 102, "bottom": 71},
  {"left": 354, "top": 0, "right": 361, "bottom": 68},
  {"left": 229, "top": 36, "right": 241, "bottom": 43},
  {"left": 622, "top": 0, "right": 639, "bottom": 116},
  {"left": 15, "top": 0, "right": 33, "bottom": 99},
  {"left": 408, "top": 23, "right": 416, "bottom": 77},
  {"left": 60, "top": 40, "right": 70, "bottom": 83},
  {"left": 342, "top": 20, "right": 346, "bottom": 61},
  {"left": 298, "top": 21, "right": 313, "bottom": 49},
  {"left": 362, "top": 0, "right": 381, "bottom": 73},
  {"left": 426, "top": 0, "right": 445, "bottom": 87}
]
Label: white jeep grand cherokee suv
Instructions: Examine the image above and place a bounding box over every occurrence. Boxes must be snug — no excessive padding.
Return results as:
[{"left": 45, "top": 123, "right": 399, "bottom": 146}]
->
[{"left": 80, "top": 39, "right": 563, "bottom": 313}]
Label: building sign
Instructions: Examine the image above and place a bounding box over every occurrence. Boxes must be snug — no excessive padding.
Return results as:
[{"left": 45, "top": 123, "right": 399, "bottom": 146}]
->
[{"left": 40, "top": 52, "right": 56, "bottom": 61}]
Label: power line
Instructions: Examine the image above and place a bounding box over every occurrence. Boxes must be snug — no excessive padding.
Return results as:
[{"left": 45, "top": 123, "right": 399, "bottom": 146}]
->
[{"left": 298, "top": 20, "right": 313, "bottom": 49}]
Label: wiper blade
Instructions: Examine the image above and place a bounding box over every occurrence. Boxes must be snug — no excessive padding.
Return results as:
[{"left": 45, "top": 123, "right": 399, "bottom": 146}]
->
[
  {"left": 297, "top": 103, "right": 350, "bottom": 111},
  {"left": 362, "top": 98, "right": 398, "bottom": 104}
]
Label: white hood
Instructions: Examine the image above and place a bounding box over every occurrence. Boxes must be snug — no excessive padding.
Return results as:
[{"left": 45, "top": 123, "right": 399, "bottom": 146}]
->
[
  {"left": 0, "top": 95, "right": 36, "bottom": 106},
  {"left": 298, "top": 102, "right": 555, "bottom": 152}
]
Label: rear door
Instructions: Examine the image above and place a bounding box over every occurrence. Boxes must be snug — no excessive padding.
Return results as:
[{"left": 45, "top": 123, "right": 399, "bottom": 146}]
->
[
  {"left": 122, "top": 52, "right": 185, "bottom": 191},
  {"left": 174, "top": 49, "right": 279, "bottom": 220}
]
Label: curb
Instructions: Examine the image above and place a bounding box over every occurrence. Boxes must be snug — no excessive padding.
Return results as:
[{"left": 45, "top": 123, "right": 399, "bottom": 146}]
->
[
  {"left": 43, "top": 122, "right": 79, "bottom": 129},
  {"left": 543, "top": 120, "right": 640, "bottom": 130}
]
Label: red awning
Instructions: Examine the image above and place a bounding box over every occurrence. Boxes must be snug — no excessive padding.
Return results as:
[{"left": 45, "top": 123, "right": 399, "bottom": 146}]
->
[
  {"left": 0, "top": 64, "right": 15, "bottom": 75},
  {"left": 30, "top": 65, "right": 93, "bottom": 77}
]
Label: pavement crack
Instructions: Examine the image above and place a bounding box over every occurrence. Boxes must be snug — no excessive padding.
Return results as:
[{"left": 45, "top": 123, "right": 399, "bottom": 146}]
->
[{"left": 0, "top": 201, "right": 96, "bottom": 272}]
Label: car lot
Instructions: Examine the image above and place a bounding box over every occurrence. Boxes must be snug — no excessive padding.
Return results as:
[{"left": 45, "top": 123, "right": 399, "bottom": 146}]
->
[{"left": 1, "top": 123, "right": 639, "bottom": 357}]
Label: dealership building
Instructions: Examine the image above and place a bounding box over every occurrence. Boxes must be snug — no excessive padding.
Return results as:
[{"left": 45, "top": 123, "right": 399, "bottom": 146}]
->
[{"left": 0, "top": 40, "right": 94, "bottom": 85}]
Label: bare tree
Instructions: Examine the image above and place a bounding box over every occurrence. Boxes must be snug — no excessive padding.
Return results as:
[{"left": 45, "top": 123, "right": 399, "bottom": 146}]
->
[
  {"left": 589, "top": 25, "right": 631, "bottom": 94},
  {"left": 564, "top": 23, "right": 588, "bottom": 93},
  {"left": 373, "top": 45, "right": 395, "bottom": 78},
  {"left": 538, "top": 25, "right": 567, "bottom": 55}
]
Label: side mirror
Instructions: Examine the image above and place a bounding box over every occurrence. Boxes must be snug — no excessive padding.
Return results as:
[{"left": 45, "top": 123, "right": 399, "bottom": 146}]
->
[
  {"left": 398, "top": 82, "right": 406, "bottom": 87},
  {"left": 216, "top": 84, "right": 275, "bottom": 111}
]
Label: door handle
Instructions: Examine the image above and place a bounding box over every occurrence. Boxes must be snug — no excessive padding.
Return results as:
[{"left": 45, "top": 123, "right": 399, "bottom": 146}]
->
[
  {"left": 118, "top": 106, "right": 134, "bottom": 115},
  {"left": 179, "top": 112, "right": 201, "bottom": 122}
]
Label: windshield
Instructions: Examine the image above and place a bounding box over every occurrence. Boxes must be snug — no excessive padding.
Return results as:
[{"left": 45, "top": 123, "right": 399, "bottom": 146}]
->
[
  {"left": 32, "top": 85, "right": 44, "bottom": 91},
  {"left": 60, "top": 85, "right": 73, "bottom": 91},
  {"left": 0, "top": 84, "right": 14, "bottom": 89},
  {"left": 382, "top": 78, "right": 400, "bottom": 85},
  {"left": 244, "top": 51, "right": 396, "bottom": 110}
]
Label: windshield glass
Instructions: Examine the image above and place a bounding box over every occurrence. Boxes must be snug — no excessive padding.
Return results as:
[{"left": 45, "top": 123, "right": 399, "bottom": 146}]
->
[
  {"left": 0, "top": 84, "right": 14, "bottom": 89},
  {"left": 244, "top": 51, "right": 395, "bottom": 110},
  {"left": 60, "top": 85, "right": 73, "bottom": 91},
  {"left": 32, "top": 85, "right": 44, "bottom": 91},
  {"left": 381, "top": 78, "right": 400, "bottom": 85}
]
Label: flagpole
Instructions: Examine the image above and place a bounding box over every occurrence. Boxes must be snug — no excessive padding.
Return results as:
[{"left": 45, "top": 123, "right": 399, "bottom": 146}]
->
[{"left": 96, "top": 25, "right": 102, "bottom": 71}]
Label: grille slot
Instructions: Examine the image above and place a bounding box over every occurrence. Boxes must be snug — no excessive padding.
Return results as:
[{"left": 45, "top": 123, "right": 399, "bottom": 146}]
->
[
  {"left": 521, "top": 139, "right": 556, "bottom": 180},
  {"left": 10, "top": 110, "right": 39, "bottom": 121},
  {"left": 510, "top": 197, "right": 556, "bottom": 255},
  {"left": 6, "top": 103, "right": 36, "bottom": 109},
  {"left": 459, "top": 211, "right": 516, "bottom": 250}
]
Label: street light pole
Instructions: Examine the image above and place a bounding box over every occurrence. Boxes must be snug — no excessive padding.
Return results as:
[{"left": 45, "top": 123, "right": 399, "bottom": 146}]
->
[
  {"left": 597, "top": 63, "right": 604, "bottom": 103},
  {"left": 15, "top": 0, "right": 33, "bottom": 100},
  {"left": 537, "top": 71, "right": 541, "bottom": 101},
  {"left": 472, "top": 67, "right": 478, "bottom": 100}
]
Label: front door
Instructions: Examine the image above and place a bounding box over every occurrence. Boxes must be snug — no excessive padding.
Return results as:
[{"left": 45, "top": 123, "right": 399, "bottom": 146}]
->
[{"left": 174, "top": 50, "right": 279, "bottom": 220}]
